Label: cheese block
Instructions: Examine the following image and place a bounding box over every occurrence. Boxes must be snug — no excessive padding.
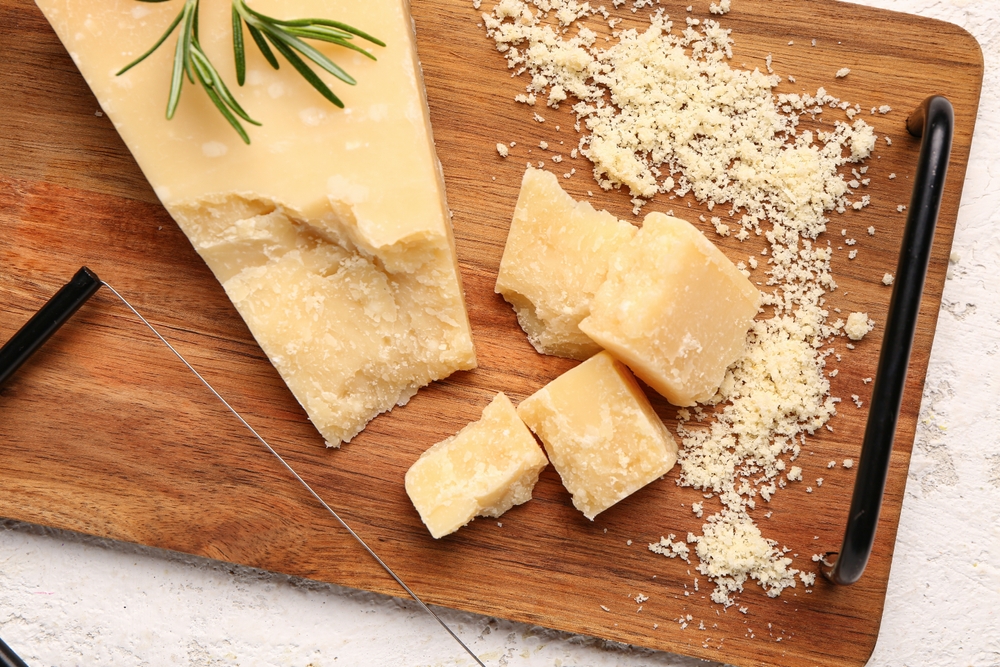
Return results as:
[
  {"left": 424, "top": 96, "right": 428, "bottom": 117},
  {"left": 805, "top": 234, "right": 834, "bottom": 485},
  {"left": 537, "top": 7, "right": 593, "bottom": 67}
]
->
[
  {"left": 516, "top": 351, "right": 677, "bottom": 520},
  {"left": 36, "top": 0, "right": 476, "bottom": 446},
  {"left": 404, "top": 392, "right": 548, "bottom": 538},
  {"left": 495, "top": 168, "right": 636, "bottom": 360},
  {"left": 579, "top": 213, "right": 759, "bottom": 407}
]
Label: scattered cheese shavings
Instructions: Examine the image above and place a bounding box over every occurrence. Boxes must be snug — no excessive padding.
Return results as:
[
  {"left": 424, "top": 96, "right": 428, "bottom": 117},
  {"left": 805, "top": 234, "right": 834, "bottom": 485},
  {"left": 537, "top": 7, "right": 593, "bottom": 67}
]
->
[{"left": 496, "top": 143, "right": 509, "bottom": 157}]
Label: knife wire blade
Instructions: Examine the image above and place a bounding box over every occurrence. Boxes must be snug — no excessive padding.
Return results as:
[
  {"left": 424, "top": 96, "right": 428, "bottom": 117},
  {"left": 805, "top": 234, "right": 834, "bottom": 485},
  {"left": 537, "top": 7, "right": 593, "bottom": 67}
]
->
[{"left": 99, "top": 280, "right": 487, "bottom": 667}]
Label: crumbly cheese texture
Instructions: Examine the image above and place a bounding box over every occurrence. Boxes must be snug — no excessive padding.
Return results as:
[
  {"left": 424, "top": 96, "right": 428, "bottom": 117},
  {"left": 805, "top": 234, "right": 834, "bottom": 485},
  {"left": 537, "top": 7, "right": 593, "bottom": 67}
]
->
[
  {"left": 404, "top": 393, "right": 547, "bottom": 539},
  {"left": 496, "top": 167, "right": 636, "bottom": 359},
  {"left": 38, "top": 0, "right": 476, "bottom": 446},
  {"left": 516, "top": 351, "right": 678, "bottom": 520},
  {"left": 579, "top": 213, "right": 760, "bottom": 406}
]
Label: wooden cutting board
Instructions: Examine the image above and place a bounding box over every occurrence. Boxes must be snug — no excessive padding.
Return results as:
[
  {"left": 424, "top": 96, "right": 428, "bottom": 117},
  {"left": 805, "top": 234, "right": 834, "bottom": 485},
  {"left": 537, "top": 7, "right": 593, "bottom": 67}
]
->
[{"left": 0, "top": 1, "right": 983, "bottom": 665}]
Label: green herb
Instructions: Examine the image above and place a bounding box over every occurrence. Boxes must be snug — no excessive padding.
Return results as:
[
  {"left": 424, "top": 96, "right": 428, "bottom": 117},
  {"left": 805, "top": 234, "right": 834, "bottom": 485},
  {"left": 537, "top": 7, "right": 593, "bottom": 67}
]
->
[{"left": 117, "top": 0, "right": 383, "bottom": 144}]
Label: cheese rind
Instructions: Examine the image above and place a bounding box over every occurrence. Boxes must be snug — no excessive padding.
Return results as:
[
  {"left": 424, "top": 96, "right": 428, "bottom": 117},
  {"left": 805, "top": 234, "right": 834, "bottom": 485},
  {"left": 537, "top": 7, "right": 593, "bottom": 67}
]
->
[
  {"left": 405, "top": 393, "right": 548, "bottom": 539},
  {"left": 495, "top": 168, "right": 636, "bottom": 360},
  {"left": 37, "top": 0, "right": 476, "bottom": 446},
  {"left": 579, "top": 214, "right": 759, "bottom": 407},
  {"left": 516, "top": 351, "right": 677, "bottom": 520}
]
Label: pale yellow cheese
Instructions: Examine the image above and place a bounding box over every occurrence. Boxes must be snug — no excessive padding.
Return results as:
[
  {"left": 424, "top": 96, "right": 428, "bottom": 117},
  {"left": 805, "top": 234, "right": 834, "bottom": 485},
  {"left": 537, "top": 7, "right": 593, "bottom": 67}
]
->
[
  {"left": 516, "top": 351, "right": 677, "bottom": 520},
  {"left": 495, "top": 168, "right": 636, "bottom": 360},
  {"left": 404, "top": 392, "right": 547, "bottom": 539},
  {"left": 579, "top": 214, "right": 759, "bottom": 407},
  {"left": 37, "top": 0, "right": 476, "bottom": 446}
]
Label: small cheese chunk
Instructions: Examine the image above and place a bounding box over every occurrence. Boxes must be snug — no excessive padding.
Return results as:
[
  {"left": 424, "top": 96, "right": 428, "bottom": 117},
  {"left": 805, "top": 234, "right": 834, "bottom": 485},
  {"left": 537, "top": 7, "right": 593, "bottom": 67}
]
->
[
  {"left": 844, "top": 312, "right": 874, "bottom": 341},
  {"left": 579, "top": 214, "right": 760, "bottom": 406},
  {"left": 496, "top": 168, "right": 636, "bottom": 360},
  {"left": 405, "top": 393, "right": 547, "bottom": 539},
  {"left": 37, "top": 0, "right": 476, "bottom": 446},
  {"left": 516, "top": 351, "right": 678, "bottom": 520}
]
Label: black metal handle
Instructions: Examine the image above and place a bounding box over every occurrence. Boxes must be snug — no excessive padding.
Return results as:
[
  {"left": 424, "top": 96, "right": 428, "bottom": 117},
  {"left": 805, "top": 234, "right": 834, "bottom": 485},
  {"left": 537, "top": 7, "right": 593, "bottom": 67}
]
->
[
  {"left": 0, "top": 266, "right": 103, "bottom": 388},
  {"left": 823, "top": 96, "right": 954, "bottom": 585},
  {"left": 0, "top": 636, "right": 29, "bottom": 667}
]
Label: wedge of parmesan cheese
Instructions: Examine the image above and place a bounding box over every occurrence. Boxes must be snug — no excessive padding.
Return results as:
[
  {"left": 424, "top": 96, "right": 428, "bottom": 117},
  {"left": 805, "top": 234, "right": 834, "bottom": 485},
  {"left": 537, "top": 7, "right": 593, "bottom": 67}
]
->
[
  {"left": 36, "top": 0, "right": 476, "bottom": 446},
  {"left": 405, "top": 392, "right": 547, "bottom": 539},
  {"left": 495, "top": 168, "right": 636, "bottom": 360},
  {"left": 579, "top": 213, "right": 759, "bottom": 407},
  {"left": 516, "top": 351, "right": 677, "bottom": 520}
]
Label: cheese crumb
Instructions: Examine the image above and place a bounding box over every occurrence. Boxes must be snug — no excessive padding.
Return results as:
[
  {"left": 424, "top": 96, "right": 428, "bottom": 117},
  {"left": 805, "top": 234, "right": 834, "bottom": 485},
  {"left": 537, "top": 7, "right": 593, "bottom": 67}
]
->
[
  {"left": 845, "top": 312, "right": 874, "bottom": 340},
  {"left": 709, "top": 0, "right": 731, "bottom": 14},
  {"left": 496, "top": 143, "right": 509, "bottom": 157},
  {"left": 836, "top": 67, "right": 851, "bottom": 78},
  {"left": 843, "top": 458, "right": 854, "bottom": 468},
  {"left": 882, "top": 273, "right": 894, "bottom": 286},
  {"left": 649, "top": 534, "right": 691, "bottom": 563},
  {"left": 787, "top": 466, "right": 803, "bottom": 482}
]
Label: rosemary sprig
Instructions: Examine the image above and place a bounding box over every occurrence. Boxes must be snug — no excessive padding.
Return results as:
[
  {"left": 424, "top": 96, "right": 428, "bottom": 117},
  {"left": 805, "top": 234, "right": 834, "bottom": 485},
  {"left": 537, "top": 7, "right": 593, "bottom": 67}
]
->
[
  {"left": 231, "top": 0, "right": 384, "bottom": 108},
  {"left": 117, "top": 0, "right": 383, "bottom": 144},
  {"left": 118, "top": 0, "right": 259, "bottom": 143}
]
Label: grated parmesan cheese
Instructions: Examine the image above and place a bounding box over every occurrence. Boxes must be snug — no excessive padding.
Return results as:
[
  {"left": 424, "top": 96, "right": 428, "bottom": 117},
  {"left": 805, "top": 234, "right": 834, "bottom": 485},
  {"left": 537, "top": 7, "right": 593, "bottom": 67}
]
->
[
  {"left": 496, "top": 142, "right": 509, "bottom": 157},
  {"left": 480, "top": 0, "right": 884, "bottom": 609},
  {"left": 835, "top": 67, "right": 850, "bottom": 78}
]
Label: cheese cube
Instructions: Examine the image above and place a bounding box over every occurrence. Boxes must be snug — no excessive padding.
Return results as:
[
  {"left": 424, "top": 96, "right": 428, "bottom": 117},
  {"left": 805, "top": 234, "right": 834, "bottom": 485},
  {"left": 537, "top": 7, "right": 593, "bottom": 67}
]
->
[
  {"left": 495, "top": 168, "right": 636, "bottom": 360},
  {"left": 516, "top": 352, "right": 677, "bottom": 520},
  {"left": 405, "top": 393, "right": 547, "bottom": 539},
  {"left": 36, "top": 0, "right": 476, "bottom": 446},
  {"left": 579, "top": 214, "right": 759, "bottom": 407}
]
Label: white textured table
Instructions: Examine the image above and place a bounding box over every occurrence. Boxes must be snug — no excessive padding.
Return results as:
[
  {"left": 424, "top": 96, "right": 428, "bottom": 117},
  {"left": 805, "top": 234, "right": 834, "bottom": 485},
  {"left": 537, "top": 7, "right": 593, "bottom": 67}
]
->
[{"left": 2, "top": 0, "right": 998, "bottom": 665}]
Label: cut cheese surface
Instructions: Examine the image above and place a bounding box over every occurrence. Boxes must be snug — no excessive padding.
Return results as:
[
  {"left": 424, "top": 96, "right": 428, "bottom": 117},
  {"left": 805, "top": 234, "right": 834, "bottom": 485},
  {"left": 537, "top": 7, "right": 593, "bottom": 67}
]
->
[
  {"left": 36, "top": 0, "right": 476, "bottom": 446},
  {"left": 405, "top": 392, "right": 548, "bottom": 539},
  {"left": 516, "top": 352, "right": 677, "bottom": 520},
  {"left": 496, "top": 168, "right": 636, "bottom": 360},
  {"left": 579, "top": 213, "right": 759, "bottom": 407}
]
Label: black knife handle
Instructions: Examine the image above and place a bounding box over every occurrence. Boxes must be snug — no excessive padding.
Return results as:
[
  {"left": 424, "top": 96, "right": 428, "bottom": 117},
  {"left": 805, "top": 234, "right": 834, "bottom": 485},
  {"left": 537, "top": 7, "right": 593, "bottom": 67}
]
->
[
  {"left": 823, "top": 95, "right": 954, "bottom": 585},
  {"left": 0, "top": 635, "right": 29, "bottom": 667},
  {"left": 0, "top": 266, "right": 103, "bottom": 388}
]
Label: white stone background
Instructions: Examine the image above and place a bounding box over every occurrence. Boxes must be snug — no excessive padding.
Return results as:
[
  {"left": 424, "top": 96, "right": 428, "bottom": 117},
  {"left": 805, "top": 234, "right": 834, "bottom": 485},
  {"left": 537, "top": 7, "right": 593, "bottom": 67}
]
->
[{"left": 2, "top": 0, "right": 998, "bottom": 665}]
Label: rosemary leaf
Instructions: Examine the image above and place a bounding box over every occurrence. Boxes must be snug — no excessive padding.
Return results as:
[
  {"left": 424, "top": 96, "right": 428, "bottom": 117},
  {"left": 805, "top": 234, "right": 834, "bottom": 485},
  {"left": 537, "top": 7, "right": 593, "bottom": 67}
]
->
[
  {"left": 117, "top": 7, "right": 185, "bottom": 76},
  {"left": 191, "top": 46, "right": 260, "bottom": 125},
  {"left": 284, "top": 28, "right": 378, "bottom": 61},
  {"left": 245, "top": 20, "right": 279, "bottom": 70},
  {"left": 258, "top": 16, "right": 386, "bottom": 47},
  {"left": 232, "top": 4, "right": 245, "bottom": 85},
  {"left": 199, "top": 72, "right": 251, "bottom": 144},
  {"left": 263, "top": 31, "right": 344, "bottom": 108},
  {"left": 166, "top": 2, "right": 193, "bottom": 119},
  {"left": 258, "top": 22, "right": 356, "bottom": 86}
]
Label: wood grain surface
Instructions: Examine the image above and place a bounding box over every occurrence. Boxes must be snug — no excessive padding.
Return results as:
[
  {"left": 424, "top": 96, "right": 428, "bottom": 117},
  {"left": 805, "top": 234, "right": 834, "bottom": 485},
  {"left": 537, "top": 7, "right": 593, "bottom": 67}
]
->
[{"left": 0, "top": 1, "right": 984, "bottom": 665}]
